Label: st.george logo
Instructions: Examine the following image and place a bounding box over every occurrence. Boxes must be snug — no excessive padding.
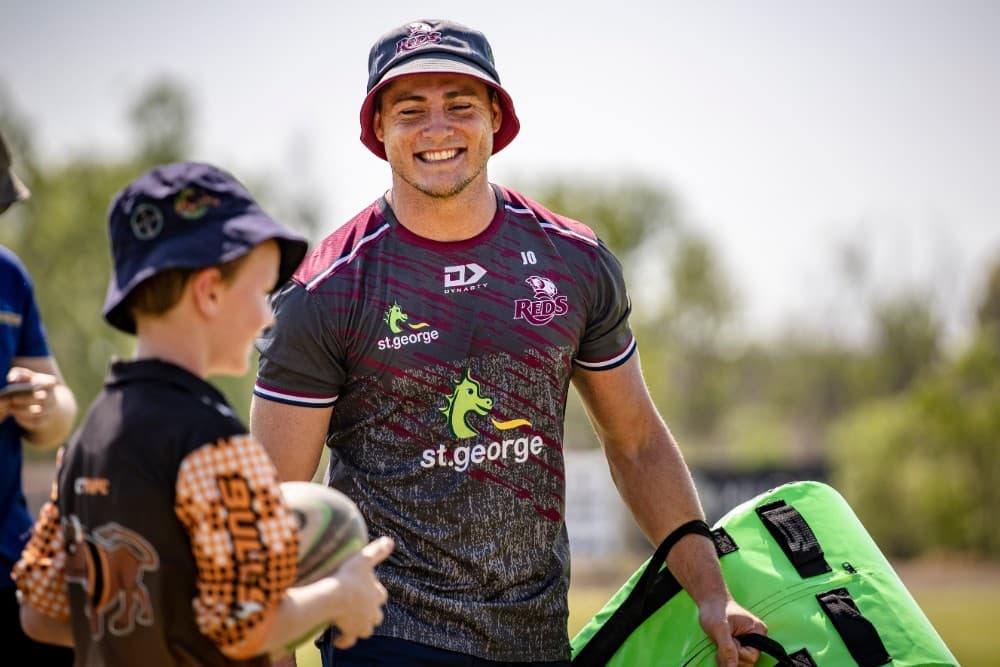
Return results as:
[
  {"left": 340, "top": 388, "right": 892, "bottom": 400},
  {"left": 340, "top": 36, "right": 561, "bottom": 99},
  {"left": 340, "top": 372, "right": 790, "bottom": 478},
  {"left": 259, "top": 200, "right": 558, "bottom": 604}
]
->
[
  {"left": 439, "top": 369, "right": 531, "bottom": 439},
  {"left": 379, "top": 302, "right": 438, "bottom": 350},
  {"left": 422, "top": 370, "right": 540, "bottom": 473},
  {"left": 383, "top": 302, "right": 430, "bottom": 334}
]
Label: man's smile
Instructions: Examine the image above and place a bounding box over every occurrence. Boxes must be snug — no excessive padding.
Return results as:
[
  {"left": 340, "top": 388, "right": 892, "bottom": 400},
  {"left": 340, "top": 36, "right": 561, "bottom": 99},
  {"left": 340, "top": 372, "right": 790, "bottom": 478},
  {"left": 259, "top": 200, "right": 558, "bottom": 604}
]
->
[{"left": 418, "top": 148, "right": 462, "bottom": 163}]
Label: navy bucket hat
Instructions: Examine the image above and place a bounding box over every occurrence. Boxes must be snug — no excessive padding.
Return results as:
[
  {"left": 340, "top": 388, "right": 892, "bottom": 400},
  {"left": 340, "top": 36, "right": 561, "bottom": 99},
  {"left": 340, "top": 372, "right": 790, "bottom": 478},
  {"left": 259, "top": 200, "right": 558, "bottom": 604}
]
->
[
  {"left": 102, "top": 162, "right": 308, "bottom": 333},
  {"left": 360, "top": 19, "right": 520, "bottom": 160}
]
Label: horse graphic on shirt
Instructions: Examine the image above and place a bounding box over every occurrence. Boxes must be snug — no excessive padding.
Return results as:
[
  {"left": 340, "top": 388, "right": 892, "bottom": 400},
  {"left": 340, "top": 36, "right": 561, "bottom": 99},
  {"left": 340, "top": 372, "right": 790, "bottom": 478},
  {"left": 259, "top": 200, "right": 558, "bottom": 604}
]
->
[{"left": 64, "top": 517, "right": 160, "bottom": 639}]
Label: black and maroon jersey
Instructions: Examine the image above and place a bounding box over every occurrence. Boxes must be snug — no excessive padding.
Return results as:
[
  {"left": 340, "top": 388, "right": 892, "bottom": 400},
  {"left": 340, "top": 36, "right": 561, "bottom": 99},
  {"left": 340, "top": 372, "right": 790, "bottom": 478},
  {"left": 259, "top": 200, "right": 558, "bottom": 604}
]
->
[
  {"left": 254, "top": 185, "right": 635, "bottom": 661},
  {"left": 14, "top": 360, "right": 298, "bottom": 666}
]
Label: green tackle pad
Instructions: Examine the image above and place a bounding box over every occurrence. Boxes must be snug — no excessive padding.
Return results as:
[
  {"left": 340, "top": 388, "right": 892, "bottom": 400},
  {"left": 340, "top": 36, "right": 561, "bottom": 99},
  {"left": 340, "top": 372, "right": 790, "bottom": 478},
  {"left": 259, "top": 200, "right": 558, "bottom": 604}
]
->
[{"left": 571, "top": 481, "right": 958, "bottom": 666}]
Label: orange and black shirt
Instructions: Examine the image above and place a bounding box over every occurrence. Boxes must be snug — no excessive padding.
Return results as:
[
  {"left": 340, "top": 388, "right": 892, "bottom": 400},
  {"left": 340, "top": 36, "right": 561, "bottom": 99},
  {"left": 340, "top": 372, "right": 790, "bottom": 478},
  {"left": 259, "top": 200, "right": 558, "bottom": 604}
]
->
[{"left": 13, "top": 359, "right": 298, "bottom": 666}]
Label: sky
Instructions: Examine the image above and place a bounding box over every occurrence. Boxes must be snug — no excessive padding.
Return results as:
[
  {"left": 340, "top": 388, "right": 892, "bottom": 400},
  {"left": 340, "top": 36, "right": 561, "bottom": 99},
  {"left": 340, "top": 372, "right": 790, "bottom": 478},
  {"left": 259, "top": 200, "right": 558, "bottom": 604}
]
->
[{"left": 4, "top": 0, "right": 1000, "bottom": 343}]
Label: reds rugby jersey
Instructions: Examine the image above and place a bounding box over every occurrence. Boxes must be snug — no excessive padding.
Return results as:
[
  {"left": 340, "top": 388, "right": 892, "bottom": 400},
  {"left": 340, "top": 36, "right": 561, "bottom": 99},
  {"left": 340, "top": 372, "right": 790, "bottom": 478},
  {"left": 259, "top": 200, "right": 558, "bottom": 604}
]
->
[
  {"left": 14, "top": 360, "right": 298, "bottom": 666},
  {"left": 254, "top": 185, "right": 635, "bottom": 661}
]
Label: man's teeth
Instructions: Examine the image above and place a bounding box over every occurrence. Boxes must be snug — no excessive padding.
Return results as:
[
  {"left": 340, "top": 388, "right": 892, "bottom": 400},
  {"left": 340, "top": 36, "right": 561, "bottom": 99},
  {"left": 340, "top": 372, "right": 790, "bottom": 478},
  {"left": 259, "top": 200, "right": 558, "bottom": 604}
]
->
[{"left": 421, "top": 149, "right": 458, "bottom": 162}]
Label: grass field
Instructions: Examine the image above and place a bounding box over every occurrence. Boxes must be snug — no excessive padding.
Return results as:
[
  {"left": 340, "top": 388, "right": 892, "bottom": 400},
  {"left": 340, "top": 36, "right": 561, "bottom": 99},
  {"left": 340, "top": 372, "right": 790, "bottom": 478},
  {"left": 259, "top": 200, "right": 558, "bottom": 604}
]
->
[{"left": 295, "top": 558, "right": 997, "bottom": 666}]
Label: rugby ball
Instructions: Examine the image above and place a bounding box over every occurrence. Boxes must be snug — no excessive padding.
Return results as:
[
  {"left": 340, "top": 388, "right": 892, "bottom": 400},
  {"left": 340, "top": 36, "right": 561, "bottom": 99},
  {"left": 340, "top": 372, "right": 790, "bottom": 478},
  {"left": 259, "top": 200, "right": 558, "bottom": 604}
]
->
[{"left": 280, "top": 481, "right": 368, "bottom": 586}]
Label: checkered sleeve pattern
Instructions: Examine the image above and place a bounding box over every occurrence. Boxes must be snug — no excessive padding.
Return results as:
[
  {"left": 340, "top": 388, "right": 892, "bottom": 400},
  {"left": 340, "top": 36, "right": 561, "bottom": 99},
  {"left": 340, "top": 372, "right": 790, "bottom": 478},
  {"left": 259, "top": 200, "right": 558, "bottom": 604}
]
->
[
  {"left": 175, "top": 434, "right": 299, "bottom": 656},
  {"left": 11, "top": 499, "right": 72, "bottom": 620}
]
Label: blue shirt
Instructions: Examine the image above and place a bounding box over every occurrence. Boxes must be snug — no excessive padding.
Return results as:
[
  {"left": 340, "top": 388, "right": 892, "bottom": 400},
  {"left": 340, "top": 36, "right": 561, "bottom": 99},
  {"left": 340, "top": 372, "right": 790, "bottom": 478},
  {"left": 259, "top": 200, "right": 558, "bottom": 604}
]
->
[{"left": 0, "top": 245, "right": 50, "bottom": 586}]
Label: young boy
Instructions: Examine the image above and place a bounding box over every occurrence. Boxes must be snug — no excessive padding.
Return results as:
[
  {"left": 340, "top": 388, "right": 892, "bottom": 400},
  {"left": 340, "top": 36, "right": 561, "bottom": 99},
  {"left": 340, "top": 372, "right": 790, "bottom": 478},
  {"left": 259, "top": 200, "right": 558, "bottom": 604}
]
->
[{"left": 12, "top": 162, "right": 393, "bottom": 665}]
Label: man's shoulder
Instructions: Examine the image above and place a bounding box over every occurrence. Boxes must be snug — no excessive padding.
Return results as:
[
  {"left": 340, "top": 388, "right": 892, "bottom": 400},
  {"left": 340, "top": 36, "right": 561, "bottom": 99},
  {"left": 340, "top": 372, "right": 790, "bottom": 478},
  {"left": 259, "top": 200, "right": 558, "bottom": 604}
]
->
[
  {"left": 0, "top": 246, "right": 36, "bottom": 306},
  {"left": 0, "top": 245, "right": 30, "bottom": 278},
  {"left": 496, "top": 186, "right": 600, "bottom": 248},
  {"left": 291, "top": 199, "right": 392, "bottom": 291}
]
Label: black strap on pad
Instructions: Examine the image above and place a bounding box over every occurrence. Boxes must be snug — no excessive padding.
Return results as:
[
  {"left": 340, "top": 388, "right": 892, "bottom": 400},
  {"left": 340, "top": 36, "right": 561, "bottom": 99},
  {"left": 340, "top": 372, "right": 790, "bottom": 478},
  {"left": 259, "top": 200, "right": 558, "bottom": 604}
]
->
[
  {"left": 816, "top": 588, "right": 892, "bottom": 666},
  {"left": 755, "top": 500, "right": 832, "bottom": 577}
]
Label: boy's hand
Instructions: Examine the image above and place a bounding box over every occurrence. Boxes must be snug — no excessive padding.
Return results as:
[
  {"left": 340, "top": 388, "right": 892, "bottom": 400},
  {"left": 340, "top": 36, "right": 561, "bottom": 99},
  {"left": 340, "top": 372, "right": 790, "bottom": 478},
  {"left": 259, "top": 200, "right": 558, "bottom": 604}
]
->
[{"left": 329, "top": 536, "right": 394, "bottom": 649}]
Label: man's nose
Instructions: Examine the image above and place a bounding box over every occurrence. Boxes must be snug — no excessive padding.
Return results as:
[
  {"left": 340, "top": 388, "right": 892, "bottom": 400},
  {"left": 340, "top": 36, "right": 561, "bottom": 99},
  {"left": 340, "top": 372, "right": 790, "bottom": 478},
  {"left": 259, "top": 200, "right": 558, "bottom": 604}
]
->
[{"left": 421, "top": 108, "right": 454, "bottom": 140}]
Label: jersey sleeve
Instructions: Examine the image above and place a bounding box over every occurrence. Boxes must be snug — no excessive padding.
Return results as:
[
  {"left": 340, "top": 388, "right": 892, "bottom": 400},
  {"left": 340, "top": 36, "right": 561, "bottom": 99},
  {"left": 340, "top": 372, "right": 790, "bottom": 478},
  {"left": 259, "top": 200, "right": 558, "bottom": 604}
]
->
[
  {"left": 12, "top": 467, "right": 71, "bottom": 621},
  {"left": 575, "top": 239, "right": 636, "bottom": 370},
  {"left": 174, "top": 434, "right": 299, "bottom": 658},
  {"left": 254, "top": 281, "right": 344, "bottom": 408}
]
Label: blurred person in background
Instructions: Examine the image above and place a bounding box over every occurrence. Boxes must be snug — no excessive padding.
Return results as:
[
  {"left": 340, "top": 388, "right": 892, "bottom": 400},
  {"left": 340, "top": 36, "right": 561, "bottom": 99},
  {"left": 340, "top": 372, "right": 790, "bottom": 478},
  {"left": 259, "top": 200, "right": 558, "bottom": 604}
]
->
[{"left": 0, "top": 128, "right": 78, "bottom": 661}]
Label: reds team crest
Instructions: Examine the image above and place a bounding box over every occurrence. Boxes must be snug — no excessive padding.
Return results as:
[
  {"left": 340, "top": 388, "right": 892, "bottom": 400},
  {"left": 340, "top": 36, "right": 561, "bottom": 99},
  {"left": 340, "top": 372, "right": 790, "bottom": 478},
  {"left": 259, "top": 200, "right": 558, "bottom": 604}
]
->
[{"left": 513, "top": 276, "right": 569, "bottom": 326}]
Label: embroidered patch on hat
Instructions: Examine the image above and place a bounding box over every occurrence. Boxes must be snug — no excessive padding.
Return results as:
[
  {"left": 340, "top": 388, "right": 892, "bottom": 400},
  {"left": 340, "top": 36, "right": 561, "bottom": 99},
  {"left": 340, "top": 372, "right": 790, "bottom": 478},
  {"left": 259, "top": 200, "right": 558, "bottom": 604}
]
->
[
  {"left": 130, "top": 203, "right": 164, "bottom": 240},
  {"left": 396, "top": 22, "right": 442, "bottom": 53},
  {"left": 174, "top": 187, "right": 221, "bottom": 220}
]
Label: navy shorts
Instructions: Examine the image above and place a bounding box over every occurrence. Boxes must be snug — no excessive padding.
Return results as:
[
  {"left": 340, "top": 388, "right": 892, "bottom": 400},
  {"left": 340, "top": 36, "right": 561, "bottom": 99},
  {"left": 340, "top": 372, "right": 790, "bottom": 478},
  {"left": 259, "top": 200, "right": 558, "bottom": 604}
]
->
[{"left": 320, "top": 634, "right": 571, "bottom": 667}]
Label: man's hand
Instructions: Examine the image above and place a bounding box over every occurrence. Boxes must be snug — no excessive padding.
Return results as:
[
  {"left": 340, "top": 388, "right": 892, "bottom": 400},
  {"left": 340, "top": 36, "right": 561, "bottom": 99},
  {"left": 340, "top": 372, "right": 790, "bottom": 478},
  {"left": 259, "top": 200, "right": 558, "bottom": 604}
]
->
[
  {"left": 3, "top": 362, "right": 76, "bottom": 447},
  {"left": 4, "top": 367, "right": 58, "bottom": 432},
  {"left": 698, "top": 598, "right": 766, "bottom": 667}
]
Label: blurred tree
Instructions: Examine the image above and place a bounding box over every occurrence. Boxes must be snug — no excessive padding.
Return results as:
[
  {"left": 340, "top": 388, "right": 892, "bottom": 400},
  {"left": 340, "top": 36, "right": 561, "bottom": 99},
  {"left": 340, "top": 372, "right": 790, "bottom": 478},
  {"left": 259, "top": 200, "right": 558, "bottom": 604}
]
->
[
  {"left": 663, "top": 234, "right": 735, "bottom": 345},
  {"left": 717, "top": 402, "right": 789, "bottom": 469},
  {"left": 830, "top": 327, "right": 1000, "bottom": 558},
  {"left": 128, "top": 77, "right": 194, "bottom": 164},
  {"left": 517, "top": 176, "right": 739, "bottom": 451},
  {"left": 828, "top": 397, "right": 926, "bottom": 557},
  {"left": 521, "top": 178, "right": 678, "bottom": 267},
  {"left": 0, "top": 84, "right": 38, "bottom": 179},
  {"left": 975, "top": 255, "right": 1000, "bottom": 330},
  {"left": 656, "top": 235, "right": 738, "bottom": 445},
  {"left": 830, "top": 267, "right": 1000, "bottom": 559},
  {"left": 914, "top": 330, "right": 1000, "bottom": 557},
  {"left": 870, "top": 291, "right": 942, "bottom": 393},
  {"left": 701, "top": 338, "right": 864, "bottom": 468}
]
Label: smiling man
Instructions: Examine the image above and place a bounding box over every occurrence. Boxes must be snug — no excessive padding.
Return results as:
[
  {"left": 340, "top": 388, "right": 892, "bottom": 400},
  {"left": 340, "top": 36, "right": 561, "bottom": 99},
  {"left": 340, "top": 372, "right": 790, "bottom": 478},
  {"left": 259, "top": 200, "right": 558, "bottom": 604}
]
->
[
  {"left": 251, "top": 19, "right": 765, "bottom": 667},
  {"left": 376, "top": 72, "right": 498, "bottom": 203}
]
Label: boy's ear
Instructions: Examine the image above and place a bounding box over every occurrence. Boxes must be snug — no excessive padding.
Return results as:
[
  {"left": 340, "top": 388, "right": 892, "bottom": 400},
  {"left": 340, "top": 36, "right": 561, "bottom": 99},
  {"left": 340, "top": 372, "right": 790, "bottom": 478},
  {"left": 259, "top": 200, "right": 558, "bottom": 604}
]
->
[{"left": 188, "top": 267, "right": 224, "bottom": 318}]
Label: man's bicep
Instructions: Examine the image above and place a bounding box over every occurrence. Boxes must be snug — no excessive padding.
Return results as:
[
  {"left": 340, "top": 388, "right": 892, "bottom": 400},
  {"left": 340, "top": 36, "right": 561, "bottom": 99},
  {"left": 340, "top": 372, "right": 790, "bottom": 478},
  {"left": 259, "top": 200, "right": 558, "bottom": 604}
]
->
[
  {"left": 250, "top": 395, "right": 332, "bottom": 482},
  {"left": 574, "top": 355, "right": 650, "bottom": 430}
]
